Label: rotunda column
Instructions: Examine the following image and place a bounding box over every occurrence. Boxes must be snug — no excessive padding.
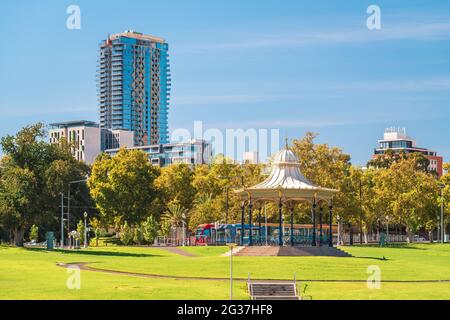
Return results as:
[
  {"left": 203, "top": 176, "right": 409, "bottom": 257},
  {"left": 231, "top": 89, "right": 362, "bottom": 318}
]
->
[{"left": 312, "top": 199, "right": 317, "bottom": 247}]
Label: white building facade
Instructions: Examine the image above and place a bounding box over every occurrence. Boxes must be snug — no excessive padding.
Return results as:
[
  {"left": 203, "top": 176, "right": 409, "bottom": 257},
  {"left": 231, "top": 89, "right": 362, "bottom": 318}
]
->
[
  {"left": 49, "top": 121, "right": 135, "bottom": 165},
  {"left": 49, "top": 121, "right": 101, "bottom": 165}
]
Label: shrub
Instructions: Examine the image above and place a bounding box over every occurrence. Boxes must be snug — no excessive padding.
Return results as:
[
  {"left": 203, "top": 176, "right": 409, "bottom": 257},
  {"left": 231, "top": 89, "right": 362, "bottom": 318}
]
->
[
  {"left": 142, "top": 216, "right": 159, "bottom": 245},
  {"left": 120, "top": 221, "right": 133, "bottom": 245},
  {"left": 133, "top": 225, "right": 143, "bottom": 245},
  {"left": 29, "top": 225, "right": 39, "bottom": 242},
  {"left": 77, "top": 220, "right": 85, "bottom": 244}
]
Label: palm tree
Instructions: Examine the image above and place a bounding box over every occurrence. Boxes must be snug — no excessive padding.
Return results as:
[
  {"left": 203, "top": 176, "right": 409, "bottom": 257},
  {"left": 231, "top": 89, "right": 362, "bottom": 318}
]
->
[
  {"left": 162, "top": 202, "right": 187, "bottom": 228},
  {"left": 162, "top": 202, "right": 188, "bottom": 244}
]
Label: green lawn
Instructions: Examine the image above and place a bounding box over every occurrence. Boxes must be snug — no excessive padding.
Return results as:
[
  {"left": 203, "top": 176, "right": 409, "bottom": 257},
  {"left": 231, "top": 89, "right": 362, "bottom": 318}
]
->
[{"left": 1, "top": 244, "right": 450, "bottom": 300}]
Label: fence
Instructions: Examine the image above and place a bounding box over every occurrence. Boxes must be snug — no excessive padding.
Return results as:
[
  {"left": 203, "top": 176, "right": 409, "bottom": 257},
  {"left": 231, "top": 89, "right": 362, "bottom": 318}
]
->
[{"left": 339, "top": 233, "right": 408, "bottom": 245}]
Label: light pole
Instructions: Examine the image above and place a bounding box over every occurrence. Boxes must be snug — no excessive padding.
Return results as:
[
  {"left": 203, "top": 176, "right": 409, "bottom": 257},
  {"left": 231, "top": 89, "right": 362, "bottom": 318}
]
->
[
  {"left": 67, "top": 177, "right": 88, "bottom": 240},
  {"left": 61, "top": 193, "right": 65, "bottom": 248},
  {"left": 439, "top": 184, "right": 445, "bottom": 244},
  {"left": 228, "top": 243, "right": 236, "bottom": 300},
  {"left": 218, "top": 175, "right": 238, "bottom": 225},
  {"left": 337, "top": 215, "right": 341, "bottom": 246},
  {"left": 386, "top": 215, "right": 390, "bottom": 244},
  {"left": 182, "top": 212, "right": 186, "bottom": 247},
  {"left": 83, "top": 211, "right": 88, "bottom": 248},
  {"left": 264, "top": 205, "right": 268, "bottom": 246},
  {"left": 225, "top": 185, "right": 229, "bottom": 225},
  {"left": 359, "top": 178, "right": 363, "bottom": 245}
]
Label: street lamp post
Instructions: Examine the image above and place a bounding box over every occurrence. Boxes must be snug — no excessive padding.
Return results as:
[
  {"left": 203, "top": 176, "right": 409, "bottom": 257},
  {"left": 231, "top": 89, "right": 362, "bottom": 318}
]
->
[
  {"left": 182, "top": 213, "right": 186, "bottom": 247},
  {"left": 67, "top": 178, "right": 88, "bottom": 239},
  {"left": 219, "top": 174, "right": 245, "bottom": 225},
  {"left": 61, "top": 193, "right": 65, "bottom": 248},
  {"left": 225, "top": 185, "right": 229, "bottom": 225},
  {"left": 83, "top": 211, "right": 88, "bottom": 248},
  {"left": 359, "top": 178, "right": 363, "bottom": 245},
  {"left": 264, "top": 206, "right": 268, "bottom": 246},
  {"left": 439, "top": 184, "right": 445, "bottom": 244},
  {"left": 386, "top": 215, "right": 390, "bottom": 244},
  {"left": 228, "top": 243, "right": 235, "bottom": 300}
]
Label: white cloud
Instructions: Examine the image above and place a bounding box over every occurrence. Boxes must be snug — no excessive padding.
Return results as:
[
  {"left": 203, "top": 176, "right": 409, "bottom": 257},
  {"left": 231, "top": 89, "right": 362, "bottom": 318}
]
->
[
  {"left": 172, "top": 76, "right": 450, "bottom": 106},
  {"left": 179, "top": 21, "right": 450, "bottom": 52}
]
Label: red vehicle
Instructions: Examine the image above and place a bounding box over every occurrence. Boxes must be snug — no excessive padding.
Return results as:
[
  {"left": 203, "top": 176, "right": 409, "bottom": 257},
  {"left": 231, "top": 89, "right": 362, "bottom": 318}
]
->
[{"left": 194, "top": 224, "right": 215, "bottom": 245}]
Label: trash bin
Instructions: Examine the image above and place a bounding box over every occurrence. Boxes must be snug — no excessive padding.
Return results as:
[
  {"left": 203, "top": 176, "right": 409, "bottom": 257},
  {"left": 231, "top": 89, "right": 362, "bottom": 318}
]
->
[
  {"left": 379, "top": 232, "right": 386, "bottom": 247},
  {"left": 45, "top": 232, "right": 55, "bottom": 250}
]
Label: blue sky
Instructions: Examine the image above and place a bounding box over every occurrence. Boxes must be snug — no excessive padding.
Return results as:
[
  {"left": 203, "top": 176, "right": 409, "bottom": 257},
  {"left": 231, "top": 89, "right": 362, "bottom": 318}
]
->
[{"left": 0, "top": 0, "right": 449, "bottom": 165}]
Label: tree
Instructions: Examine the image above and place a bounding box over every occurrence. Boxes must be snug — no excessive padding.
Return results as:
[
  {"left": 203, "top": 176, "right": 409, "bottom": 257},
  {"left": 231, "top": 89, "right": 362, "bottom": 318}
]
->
[
  {"left": 155, "top": 164, "right": 196, "bottom": 211},
  {"left": 89, "top": 217, "right": 102, "bottom": 247},
  {"left": 162, "top": 202, "right": 187, "bottom": 229},
  {"left": 133, "top": 225, "right": 143, "bottom": 245},
  {"left": 120, "top": 221, "right": 133, "bottom": 246},
  {"left": 29, "top": 224, "right": 39, "bottom": 242},
  {"left": 191, "top": 161, "right": 264, "bottom": 226},
  {"left": 441, "top": 163, "right": 450, "bottom": 208},
  {"left": 368, "top": 150, "right": 431, "bottom": 175},
  {"left": 439, "top": 163, "right": 450, "bottom": 237},
  {"left": 88, "top": 149, "right": 160, "bottom": 226},
  {"left": 189, "top": 193, "right": 222, "bottom": 229},
  {"left": 341, "top": 167, "right": 378, "bottom": 244},
  {"left": 291, "top": 132, "right": 352, "bottom": 226},
  {"left": 0, "top": 167, "right": 36, "bottom": 245},
  {"left": 0, "top": 123, "right": 89, "bottom": 246},
  {"left": 373, "top": 157, "right": 439, "bottom": 242},
  {"left": 141, "top": 215, "right": 159, "bottom": 244},
  {"left": 77, "top": 220, "right": 85, "bottom": 244}
]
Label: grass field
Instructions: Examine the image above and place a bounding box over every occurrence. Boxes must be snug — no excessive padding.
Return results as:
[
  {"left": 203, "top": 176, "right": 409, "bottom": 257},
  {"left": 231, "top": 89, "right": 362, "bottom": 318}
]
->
[{"left": 1, "top": 244, "right": 450, "bottom": 300}]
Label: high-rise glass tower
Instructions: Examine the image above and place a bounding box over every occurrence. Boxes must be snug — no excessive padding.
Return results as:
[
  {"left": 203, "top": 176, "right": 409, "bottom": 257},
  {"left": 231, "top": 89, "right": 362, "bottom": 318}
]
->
[{"left": 98, "top": 30, "right": 170, "bottom": 147}]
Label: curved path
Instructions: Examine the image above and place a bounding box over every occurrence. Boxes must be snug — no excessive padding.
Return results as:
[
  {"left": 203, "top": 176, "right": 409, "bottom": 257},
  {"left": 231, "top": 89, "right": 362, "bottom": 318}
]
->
[{"left": 56, "top": 262, "right": 450, "bottom": 283}]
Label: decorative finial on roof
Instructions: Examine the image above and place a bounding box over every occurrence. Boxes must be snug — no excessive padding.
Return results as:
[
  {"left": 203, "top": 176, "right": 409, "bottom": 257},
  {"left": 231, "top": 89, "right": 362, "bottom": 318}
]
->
[{"left": 284, "top": 136, "right": 289, "bottom": 149}]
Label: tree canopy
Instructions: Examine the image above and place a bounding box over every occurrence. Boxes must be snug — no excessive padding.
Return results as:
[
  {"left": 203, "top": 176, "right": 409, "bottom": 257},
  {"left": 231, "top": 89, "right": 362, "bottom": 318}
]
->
[
  {"left": 0, "top": 123, "right": 89, "bottom": 245},
  {"left": 1, "top": 124, "right": 447, "bottom": 246},
  {"left": 88, "top": 148, "right": 160, "bottom": 226}
]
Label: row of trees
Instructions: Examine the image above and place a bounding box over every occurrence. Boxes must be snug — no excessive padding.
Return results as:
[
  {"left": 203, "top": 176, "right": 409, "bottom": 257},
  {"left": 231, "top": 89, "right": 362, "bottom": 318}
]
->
[
  {"left": 0, "top": 124, "right": 89, "bottom": 246},
  {"left": 0, "top": 125, "right": 449, "bottom": 246},
  {"left": 87, "top": 132, "right": 449, "bottom": 244},
  {"left": 87, "top": 147, "right": 265, "bottom": 242}
]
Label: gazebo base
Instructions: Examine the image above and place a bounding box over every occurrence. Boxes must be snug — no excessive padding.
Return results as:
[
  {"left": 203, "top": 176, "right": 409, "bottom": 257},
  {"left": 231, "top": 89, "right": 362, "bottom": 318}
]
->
[{"left": 235, "top": 246, "right": 351, "bottom": 257}]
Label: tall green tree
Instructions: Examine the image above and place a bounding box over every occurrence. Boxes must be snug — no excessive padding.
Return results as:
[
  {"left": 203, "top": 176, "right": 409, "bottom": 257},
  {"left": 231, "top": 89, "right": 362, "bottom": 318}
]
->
[
  {"left": 368, "top": 150, "right": 432, "bottom": 175},
  {"left": 29, "top": 224, "right": 39, "bottom": 242},
  {"left": 119, "top": 221, "right": 133, "bottom": 245},
  {"left": 141, "top": 215, "right": 159, "bottom": 243},
  {"left": 373, "top": 157, "right": 439, "bottom": 242},
  {"left": 162, "top": 202, "right": 187, "bottom": 229},
  {"left": 89, "top": 217, "right": 102, "bottom": 246},
  {"left": 291, "top": 132, "right": 352, "bottom": 225},
  {"left": 191, "top": 161, "right": 264, "bottom": 226},
  {"left": 0, "top": 123, "right": 88, "bottom": 246},
  {"left": 189, "top": 193, "right": 223, "bottom": 229},
  {"left": 77, "top": 220, "right": 85, "bottom": 244},
  {"left": 88, "top": 149, "right": 160, "bottom": 226},
  {"left": 439, "top": 163, "right": 450, "bottom": 235},
  {"left": 155, "top": 164, "right": 196, "bottom": 211}
]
